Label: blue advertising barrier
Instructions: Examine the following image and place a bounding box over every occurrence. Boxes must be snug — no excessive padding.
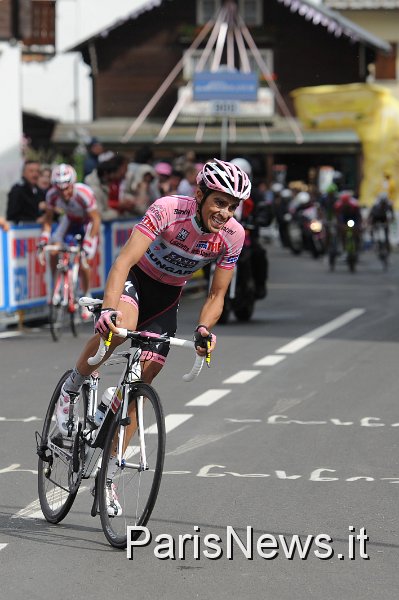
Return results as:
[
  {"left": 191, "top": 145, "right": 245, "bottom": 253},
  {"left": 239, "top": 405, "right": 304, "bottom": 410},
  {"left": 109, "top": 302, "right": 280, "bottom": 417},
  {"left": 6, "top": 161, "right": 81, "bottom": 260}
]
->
[{"left": 0, "top": 219, "right": 139, "bottom": 313}]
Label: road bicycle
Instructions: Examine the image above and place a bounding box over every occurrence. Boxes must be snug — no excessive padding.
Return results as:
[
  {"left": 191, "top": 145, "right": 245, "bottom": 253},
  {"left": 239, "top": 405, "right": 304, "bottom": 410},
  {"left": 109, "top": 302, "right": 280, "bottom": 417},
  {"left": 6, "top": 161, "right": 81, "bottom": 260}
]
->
[
  {"left": 38, "top": 236, "right": 88, "bottom": 341},
  {"left": 326, "top": 219, "right": 339, "bottom": 272},
  {"left": 344, "top": 219, "right": 358, "bottom": 273},
  {"left": 36, "top": 297, "right": 204, "bottom": 549},
  {"left": 372, "top": 222, "right": 390, "bottom": 271}
]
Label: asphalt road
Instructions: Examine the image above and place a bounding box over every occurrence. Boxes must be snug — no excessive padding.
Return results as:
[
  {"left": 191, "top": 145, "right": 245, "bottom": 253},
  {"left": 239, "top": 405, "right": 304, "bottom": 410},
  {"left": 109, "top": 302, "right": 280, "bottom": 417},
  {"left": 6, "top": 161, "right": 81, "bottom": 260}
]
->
[{"left": 1, "top": 243, "right": 399, "bottom": 599}]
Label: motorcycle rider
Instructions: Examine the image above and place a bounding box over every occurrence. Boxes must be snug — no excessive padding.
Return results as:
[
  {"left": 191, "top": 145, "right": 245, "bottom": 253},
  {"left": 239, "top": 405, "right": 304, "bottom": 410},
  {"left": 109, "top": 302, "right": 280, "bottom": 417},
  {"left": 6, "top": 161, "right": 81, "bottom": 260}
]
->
[
  {"left": 270, "top": 182, "right": 290, "bottom": 247},
  {"left": 230, "top": 158, "right": 268, "bottom": 299}
]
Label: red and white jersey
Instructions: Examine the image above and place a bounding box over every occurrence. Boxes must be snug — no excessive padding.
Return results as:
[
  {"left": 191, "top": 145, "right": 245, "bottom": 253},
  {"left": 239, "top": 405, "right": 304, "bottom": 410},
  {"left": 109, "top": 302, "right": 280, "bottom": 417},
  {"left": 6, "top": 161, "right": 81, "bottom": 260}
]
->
[
  {"left": 46, "top": 183, "right": 97, "bottom": 223},
  {"left": 135, "top": 195, "right": 245, "bottom": 286}
]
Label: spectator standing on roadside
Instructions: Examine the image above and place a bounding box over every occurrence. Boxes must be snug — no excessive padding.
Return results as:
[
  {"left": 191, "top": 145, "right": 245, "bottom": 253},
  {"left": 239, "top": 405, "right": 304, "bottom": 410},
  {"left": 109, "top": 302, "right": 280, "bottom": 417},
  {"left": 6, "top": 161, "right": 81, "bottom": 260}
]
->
[
  {"left": 6, "top": 160, "right": 46, "bottom": 224},
  {"left": 124, "top": 164, "right": 156, "bottom": 215},
  {"left": 150, "top": 162, "right": 173, "bottom": 202},
  {"left": 38, "top": 166, "right": 52, "bottom": 193},
  {"left": 0, "top": 217, "right": 10, "bottom": 231},
  {"left": 177, "top": 163, "right": 199, "bottom": 196},
  {"left": 85, "top": 153, "right": 136, "bottom": 221},
  {"left": 83, "top": 137, "right": 104, "bottom": 178}
]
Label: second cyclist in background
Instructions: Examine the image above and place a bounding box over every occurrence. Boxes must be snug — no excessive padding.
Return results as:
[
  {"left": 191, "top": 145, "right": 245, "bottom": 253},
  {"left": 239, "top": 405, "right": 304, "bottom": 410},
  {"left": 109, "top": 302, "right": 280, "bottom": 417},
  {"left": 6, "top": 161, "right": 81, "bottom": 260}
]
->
[
  {"left": 39, "top": 164, "right": 101, "bottom": 320},
  {"left": 334, "top": 191, "right": 363, "bottom": 253},
  {"left": 368, "top": 192, "right": 395, "bottom": 251}
]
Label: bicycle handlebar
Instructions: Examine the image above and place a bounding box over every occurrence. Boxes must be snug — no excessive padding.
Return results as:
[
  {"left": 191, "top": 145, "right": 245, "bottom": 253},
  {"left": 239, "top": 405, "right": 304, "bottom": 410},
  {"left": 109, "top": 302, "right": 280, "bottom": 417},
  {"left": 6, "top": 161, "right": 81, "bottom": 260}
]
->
[
  {"left": 38, "top": 244, "right": 88, "bottom": 267},
  {"left": 87, "top": 329, "right": 204, "bottom": 381}
]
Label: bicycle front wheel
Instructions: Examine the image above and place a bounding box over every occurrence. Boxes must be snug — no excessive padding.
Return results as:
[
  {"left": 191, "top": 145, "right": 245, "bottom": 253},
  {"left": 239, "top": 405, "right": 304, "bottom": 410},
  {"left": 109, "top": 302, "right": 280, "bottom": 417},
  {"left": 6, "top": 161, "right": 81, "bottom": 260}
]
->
[
  {"left": 37, "top": 371, "right": 87, "bottom": 523},
  {"left": 49, "top": 275, "right": 67, "bottom": 341},
  {"left": 98, "top": 383, "right": 165, "bottom": 549}
]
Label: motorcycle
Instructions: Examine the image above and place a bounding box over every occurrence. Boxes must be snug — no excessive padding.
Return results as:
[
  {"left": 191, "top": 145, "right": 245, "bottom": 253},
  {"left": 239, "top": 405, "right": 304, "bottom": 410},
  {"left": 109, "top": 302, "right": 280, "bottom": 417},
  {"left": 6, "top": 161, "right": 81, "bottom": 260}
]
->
[
  {"left": 285, "top": 205, "right": 326, "bottom": 258},
  {"left": 284, "top": 211, "right": 303, "bottom": 255},
  {"left": 300, "top": 206, "right": 326, "bottom": 258},
  {"left": 208, "top": 225, "right": 260, "bottom": 324}
]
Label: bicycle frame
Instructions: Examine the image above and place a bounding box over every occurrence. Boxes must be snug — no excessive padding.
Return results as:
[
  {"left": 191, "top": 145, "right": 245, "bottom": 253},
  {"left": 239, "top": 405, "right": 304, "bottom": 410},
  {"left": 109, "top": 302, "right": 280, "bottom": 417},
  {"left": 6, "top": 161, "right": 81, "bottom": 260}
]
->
[
  {"left": 52, "top": 246, "right": 81, "bottom": 304},
  {"left": 81, "top": 344, "right": 144, "bottom": 478}
]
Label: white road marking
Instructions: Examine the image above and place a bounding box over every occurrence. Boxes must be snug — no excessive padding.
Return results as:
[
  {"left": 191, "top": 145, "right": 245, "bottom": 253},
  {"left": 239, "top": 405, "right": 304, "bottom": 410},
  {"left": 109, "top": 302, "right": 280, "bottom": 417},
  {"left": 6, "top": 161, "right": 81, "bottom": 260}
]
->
[
  {"left": 186, "top": 389, "right": 231, "bottom": 407},
  {"left": 144, "top": 413, "right": 193, "bottom": 434},
  {"left": 12, "top": 487, "right": 89, "bottom": 520},
  {"left": 275, "top": 309, "right": 365, "bottom": 354},
  {"left": 254, "top": 355, "right": 286, "bottom": 367},
  {"left": 223, "top": 370, "right": 261, "bottom": 384},
  {"left": 166, "top": 426, "right": 249, "bottom": 456},
  {"left": 0, "top": 416, "right": 41, "bottom": 422},
  {"left": 0, "top": 544, "right": 7, "bottom": 551},
  {"left": 0, "top": 331, "right": 21, "bottom": 339},
  {"left": 225, "top": 418, "right": 262, "bottom": 423}
]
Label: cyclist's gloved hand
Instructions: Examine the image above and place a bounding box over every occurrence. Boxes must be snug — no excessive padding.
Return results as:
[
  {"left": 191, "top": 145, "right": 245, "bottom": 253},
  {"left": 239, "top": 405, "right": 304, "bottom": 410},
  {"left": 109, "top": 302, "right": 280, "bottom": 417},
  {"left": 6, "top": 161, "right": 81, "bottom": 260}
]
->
[
  {"left": 82, "top": 235, "right": 98, "bottom": 260},
  {"left": 193, "top": 325, "right": 217, "bottom": 356},
  {"left": 95, "top": 308, "right": 122, "bottom": 336},
  {"left": 38, "top": 231, "right": 50, "bottom": 248}
]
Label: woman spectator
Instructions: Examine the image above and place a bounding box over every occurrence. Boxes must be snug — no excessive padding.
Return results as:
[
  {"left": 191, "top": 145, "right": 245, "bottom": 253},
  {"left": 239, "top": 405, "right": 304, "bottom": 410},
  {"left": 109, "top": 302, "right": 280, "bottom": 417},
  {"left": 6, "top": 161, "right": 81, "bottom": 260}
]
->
[{"left": 124, "top": 164, "right": 156, "bottom": 215}]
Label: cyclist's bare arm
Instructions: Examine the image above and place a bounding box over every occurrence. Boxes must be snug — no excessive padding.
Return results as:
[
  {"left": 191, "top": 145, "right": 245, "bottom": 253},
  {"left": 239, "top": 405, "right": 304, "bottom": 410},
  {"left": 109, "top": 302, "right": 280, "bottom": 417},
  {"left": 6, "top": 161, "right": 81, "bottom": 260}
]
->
[
  {"left": 87, "top": 208, "right": 101, "bottom": 239},
  {"left": 196, "top": 266, "right": 233, "bottom": 354},
  {"left": 41, "top": 206, "right": 54, "bottom": 235}
]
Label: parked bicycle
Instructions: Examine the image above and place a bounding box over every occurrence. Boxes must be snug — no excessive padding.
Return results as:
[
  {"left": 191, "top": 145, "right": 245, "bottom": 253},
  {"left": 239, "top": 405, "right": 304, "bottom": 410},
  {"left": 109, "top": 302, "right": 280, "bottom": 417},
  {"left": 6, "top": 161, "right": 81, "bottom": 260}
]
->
[
  {"left": 38, "top": 236, "right": 88, "bottom": 341},
  {"left": 36, "top": 297, "right": 203, "bottom": 549}
]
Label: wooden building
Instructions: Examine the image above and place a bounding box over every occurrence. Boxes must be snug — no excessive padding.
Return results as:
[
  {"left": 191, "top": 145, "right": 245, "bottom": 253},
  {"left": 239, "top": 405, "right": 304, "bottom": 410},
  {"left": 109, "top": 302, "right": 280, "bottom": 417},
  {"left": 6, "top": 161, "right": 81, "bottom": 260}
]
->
[
  {"left": 53, "top": 0, "right": 392, "bottom": 187},
  {"left": 0, "top": 0, "right": 55, "bottom": 55}
]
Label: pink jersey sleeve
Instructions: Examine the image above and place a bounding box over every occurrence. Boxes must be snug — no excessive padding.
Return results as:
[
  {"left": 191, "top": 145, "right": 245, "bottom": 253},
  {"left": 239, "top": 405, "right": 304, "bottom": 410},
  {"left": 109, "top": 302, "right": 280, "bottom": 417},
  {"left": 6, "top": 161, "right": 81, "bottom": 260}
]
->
[
  {"left": 135, "top": 196, "right": 177, "bottom": 240},
  {"left": 215, "top": 220, "right": 245, "bottom": 270}
]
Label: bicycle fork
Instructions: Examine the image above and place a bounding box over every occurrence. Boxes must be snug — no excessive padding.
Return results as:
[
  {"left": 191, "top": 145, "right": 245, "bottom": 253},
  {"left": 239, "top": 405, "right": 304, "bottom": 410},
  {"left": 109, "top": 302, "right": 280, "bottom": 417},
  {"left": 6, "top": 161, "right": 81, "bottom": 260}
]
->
[{"left": 116, "top": 391, "right": 148, "bottom": 473}]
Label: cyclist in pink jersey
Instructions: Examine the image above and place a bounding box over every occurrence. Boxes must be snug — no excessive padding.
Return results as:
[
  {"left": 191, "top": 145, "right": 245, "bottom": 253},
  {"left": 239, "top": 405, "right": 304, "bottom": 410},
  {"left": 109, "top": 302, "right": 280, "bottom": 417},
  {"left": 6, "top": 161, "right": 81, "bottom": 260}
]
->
[
  {"left": 56, "top": 159, "right": 250, "bottom": 427},
  {"left": 40, "top": 164, "right": 101, "bottom": 311}
]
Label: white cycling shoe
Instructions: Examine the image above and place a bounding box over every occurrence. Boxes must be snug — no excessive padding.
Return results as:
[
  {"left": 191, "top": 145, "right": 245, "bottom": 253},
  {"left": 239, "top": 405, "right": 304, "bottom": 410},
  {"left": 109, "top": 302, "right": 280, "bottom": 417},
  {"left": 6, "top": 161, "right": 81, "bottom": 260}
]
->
[
  {"left": 105, "top": 480, "right": 122, "bottom": 517},
  {"left": 56, "top": 385, "right": 79, "bottom": 436}
]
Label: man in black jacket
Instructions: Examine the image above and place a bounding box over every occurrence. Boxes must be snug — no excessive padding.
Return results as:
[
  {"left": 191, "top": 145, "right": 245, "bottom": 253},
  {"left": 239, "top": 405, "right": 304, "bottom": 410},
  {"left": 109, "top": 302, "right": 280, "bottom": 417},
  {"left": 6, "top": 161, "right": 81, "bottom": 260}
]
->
[{"left": 6, "top": 160, "right": 46, "bottom": 224}]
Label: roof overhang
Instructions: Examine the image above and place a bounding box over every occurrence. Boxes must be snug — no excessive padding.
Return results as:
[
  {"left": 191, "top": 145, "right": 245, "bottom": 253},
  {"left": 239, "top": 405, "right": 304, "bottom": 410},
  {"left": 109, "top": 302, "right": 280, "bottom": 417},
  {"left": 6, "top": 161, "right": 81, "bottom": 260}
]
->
[
  {"left": 50, "top": 117, "right": 361, "bottom": 154},
  {"left": 68, "top": 0, "right": 391, "bottom": 54},
  {"left": 277, "top": 0, "right": 392, "bottom": 52},
  {"left": 68, "top": 0, "right": 165, "bottom": 52}
]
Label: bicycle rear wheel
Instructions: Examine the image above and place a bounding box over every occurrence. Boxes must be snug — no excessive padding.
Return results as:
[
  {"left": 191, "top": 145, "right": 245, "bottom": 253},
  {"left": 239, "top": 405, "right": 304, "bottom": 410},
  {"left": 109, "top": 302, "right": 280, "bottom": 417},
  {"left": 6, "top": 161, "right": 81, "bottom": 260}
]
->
[
  {"left": 69, "top": 301, "right": 79, "bottom": 337},
  {"left": 49, "top": 275, "right": 67, "bottom": 342},
  {"left": 98, "top": 382, "right": 165, "bottom": 549},
  {"left": 37, "top": 371, "right": 87, "bottom": 523}
]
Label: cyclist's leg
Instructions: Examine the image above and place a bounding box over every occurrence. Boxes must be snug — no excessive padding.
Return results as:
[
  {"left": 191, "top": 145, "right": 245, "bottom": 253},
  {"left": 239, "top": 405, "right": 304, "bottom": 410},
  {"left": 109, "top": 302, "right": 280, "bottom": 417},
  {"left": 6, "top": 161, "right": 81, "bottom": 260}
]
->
[{"left": 79, "top": 262, "right": 91, "bottom": 296}]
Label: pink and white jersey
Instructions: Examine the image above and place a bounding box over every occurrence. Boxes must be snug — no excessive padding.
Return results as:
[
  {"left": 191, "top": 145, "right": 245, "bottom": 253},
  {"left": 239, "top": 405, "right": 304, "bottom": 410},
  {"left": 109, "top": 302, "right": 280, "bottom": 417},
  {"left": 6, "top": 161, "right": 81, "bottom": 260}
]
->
[
  {"left": 135, "top": 195, "right": 245, "bottom": 286},
  {"left": 46, "top": 183, "right": 97, "bottom": 223}
]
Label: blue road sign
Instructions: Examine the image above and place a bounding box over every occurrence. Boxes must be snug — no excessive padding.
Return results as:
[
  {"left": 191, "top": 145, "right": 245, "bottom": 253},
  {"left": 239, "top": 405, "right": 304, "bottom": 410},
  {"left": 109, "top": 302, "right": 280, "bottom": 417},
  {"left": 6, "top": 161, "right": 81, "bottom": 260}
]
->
[{"left": 193, "top": 71, "right": 258, "bottom": 101}]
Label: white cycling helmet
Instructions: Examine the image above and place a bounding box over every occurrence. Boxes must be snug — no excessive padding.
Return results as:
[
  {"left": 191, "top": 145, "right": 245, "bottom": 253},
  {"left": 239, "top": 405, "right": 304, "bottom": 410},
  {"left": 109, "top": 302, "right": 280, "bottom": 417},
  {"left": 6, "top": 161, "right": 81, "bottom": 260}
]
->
[
  {"left": 271, "top": 182, "right": 283, "bottom": 194},
  {"left": 295, "top": 191, "right": 311, "bottom": 205},
  {"left": 230, "top": 157, "right": 252, "bottom": 178},
  {"left": 281, "top": 188, "right": 293, "bottom": 199},
  {"left": 51, "top": 163, "right": 77, "bottom": 189},
  {"left": 197, "top": 158, "right": 251, "bottom": 201}
]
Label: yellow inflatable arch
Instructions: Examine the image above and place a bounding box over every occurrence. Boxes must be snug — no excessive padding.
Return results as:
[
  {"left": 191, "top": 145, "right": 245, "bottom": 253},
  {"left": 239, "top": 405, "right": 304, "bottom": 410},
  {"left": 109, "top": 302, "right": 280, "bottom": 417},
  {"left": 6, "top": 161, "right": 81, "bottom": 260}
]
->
[{"left": 292, "top": 83, "right": 399, "bottom": 207}]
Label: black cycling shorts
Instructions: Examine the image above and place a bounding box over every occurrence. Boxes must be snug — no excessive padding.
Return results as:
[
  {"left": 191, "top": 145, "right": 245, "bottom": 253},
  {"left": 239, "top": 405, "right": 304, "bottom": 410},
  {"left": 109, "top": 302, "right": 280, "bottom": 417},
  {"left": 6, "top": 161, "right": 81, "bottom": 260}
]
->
[{"left": 120, "top": 265, "right": 182, "bottom": 365}]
